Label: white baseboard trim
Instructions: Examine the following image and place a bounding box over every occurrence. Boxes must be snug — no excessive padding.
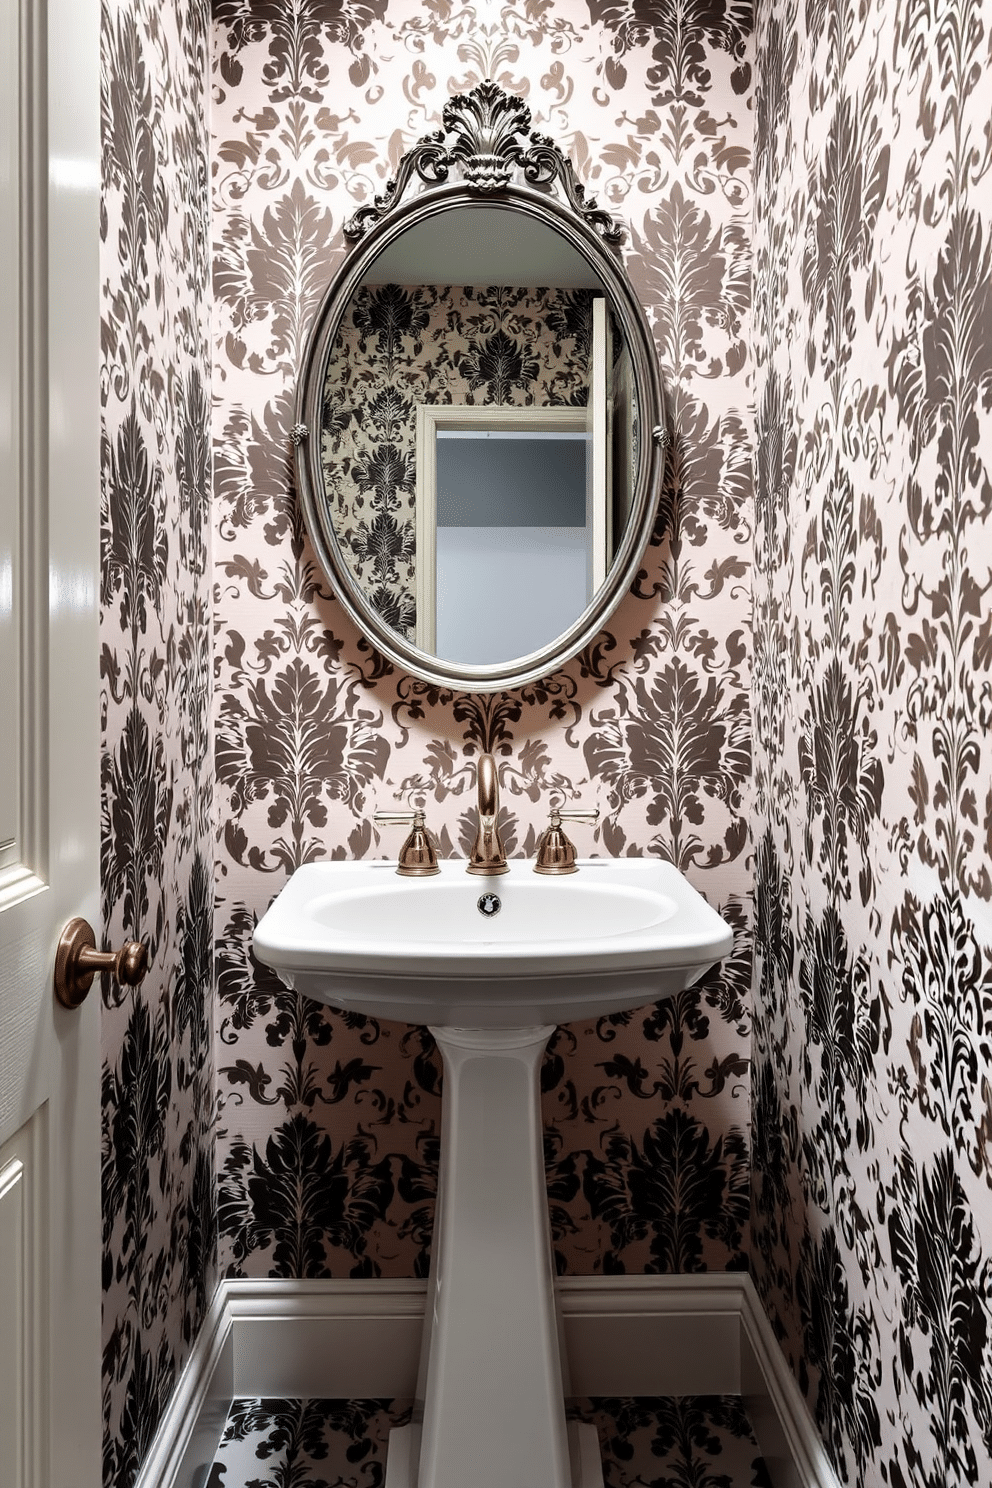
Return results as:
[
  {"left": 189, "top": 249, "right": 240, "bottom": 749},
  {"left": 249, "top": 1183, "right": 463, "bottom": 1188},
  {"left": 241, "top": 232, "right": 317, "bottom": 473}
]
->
[
  {"left": 740, "top": 1279, "right": 842, "bottom": 1488},
  {"left": 137, "top": 1273, "right": 840, "bottom": 1488},
  {"left": 229, "top": 1278, "right": 427, "bottom": 1398},
  {"left": 559, "top": 1273, "right": 745, "bottom": 1396},
  {"left": 133, "top": 1281, "right": 232, "bottom": 1488}
]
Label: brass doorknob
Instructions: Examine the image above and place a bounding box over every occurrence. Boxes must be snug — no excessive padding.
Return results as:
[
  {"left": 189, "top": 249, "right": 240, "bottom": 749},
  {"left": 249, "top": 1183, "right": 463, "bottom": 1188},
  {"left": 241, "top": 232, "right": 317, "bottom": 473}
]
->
[{"left": 54, "top": 917, "right": 149, "bottom": 1009}]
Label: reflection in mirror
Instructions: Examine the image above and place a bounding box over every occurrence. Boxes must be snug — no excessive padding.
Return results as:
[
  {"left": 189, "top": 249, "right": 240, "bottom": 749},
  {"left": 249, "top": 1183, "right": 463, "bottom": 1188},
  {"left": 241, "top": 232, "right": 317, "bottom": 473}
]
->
[
  {"left": 319, "top": 212, "right": 632, "bottom": 662},
  {"left": 295, "top": 82, "right": 664, "bottom": 691},
  {"left": 422, "top": 412, "right": 593, "bottom": 665}
]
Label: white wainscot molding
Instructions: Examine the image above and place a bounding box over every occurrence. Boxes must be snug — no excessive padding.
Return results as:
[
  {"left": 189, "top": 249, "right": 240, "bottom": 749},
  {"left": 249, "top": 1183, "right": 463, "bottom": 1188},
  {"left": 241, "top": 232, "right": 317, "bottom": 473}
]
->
[{"left": 135, "top": 1274, "right": 841, "bottom": 1488}]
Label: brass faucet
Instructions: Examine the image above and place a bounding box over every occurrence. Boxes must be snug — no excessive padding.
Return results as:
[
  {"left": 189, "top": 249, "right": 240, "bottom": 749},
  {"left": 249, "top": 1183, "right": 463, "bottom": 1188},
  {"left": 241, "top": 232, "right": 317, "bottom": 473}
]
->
[{"left": 466, "top": 753, "right": 508, "bottom": 875}]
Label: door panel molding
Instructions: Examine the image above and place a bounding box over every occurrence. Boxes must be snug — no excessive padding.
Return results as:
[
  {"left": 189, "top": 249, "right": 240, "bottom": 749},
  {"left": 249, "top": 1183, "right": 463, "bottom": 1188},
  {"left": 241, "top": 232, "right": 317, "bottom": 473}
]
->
[
  {"left": 0, "top": 1107, "right": 48, "bottom": 1488},
  {"left": 0, "top": 1, "right": 102, "bottom": 1486},
  {"left": 415, "top": 403, "right": 590, "bottom": 654}
]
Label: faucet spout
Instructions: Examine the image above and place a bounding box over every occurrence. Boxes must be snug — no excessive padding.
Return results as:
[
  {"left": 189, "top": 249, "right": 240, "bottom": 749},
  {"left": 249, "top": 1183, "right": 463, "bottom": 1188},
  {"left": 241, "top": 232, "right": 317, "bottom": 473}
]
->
[
  {"left": 467, "top": 753, "right": 508, "bottom": 875},
  {"left": 477, "top": 752, "right": 498, "bottom": 826}
]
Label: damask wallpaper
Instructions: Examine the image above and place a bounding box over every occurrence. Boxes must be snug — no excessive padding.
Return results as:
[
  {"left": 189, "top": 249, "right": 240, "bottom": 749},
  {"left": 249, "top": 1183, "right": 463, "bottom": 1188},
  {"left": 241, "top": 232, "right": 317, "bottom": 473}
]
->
[
  {"left": 323, "top": 282, "right": 595, "bottom": 635},
  {"left": 751, "top": 0, "right": 992, "bottom": 1484},
  {"left": 100, "top": 2, "right": 214, "bottom": 1485},
  {"left": 94, "top": 1, "right": 992, "bottom": 1483},
  {"left": 211, "top": 2, "right": 753, "bottom": 1285}
]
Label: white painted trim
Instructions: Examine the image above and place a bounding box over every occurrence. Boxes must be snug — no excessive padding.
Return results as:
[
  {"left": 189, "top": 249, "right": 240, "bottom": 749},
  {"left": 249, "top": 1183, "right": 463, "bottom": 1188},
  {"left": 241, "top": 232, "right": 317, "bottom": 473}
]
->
[
  {"left": 225, "top": 1275, "right": 747, "bottom": 1399},
  {"left": 132, "top": 1284, "right": 232, "bottom": 1488},
  {"left": 0, "top": 1111, "right": 46, "bottom": 1488},
  {"left": 134, "top": 1274, "right": 841, "bottom": 1488},
  {"left": 559, "top": 1270, "right": 748, "bottom": 1313},
  {"left": 559, "top": 1274, "right": 744, "bottom": 1396},
  {"left": 740, "top": 1275, "right": 842, "bottom": 1488},
  {"left": 228, "top": 1278, "right": 427, "bottom": 1399}
]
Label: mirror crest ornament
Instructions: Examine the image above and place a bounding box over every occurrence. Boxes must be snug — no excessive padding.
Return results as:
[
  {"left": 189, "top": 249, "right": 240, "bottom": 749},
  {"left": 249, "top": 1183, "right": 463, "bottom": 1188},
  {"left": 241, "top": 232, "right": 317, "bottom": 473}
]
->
[
  {"left": 294, "top": 81, "right": 666, "bottom": 694},
  {"left": 342, "top": 80, "right": 625, "bottom": 246}
]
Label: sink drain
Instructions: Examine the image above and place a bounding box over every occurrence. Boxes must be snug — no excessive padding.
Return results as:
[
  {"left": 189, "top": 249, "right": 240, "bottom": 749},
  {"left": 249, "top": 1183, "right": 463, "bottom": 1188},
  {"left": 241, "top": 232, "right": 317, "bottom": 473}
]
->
[{"left": 477, "top": 891, "right": 502, "bottom": 918}]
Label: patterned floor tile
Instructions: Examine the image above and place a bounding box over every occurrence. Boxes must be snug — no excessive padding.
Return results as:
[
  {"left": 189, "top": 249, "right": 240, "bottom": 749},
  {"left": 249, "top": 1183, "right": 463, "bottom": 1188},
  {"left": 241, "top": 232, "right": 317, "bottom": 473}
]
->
[
  {"left": 207, "top": 1396, "right": 770, "bottom": 1487},
  {"left": 206, "top": 1399, "right": 412, "bottom": 1488},
  {"left": 571, "top": 1396, "right": 772, "bottom": 1487}
]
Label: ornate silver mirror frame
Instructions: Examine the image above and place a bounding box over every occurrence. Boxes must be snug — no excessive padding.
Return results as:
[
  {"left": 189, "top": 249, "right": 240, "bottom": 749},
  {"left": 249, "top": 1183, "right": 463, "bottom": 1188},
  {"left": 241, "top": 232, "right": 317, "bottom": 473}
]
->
[{"left": 294, "top": 81, "right": 666, "bottom": 693}]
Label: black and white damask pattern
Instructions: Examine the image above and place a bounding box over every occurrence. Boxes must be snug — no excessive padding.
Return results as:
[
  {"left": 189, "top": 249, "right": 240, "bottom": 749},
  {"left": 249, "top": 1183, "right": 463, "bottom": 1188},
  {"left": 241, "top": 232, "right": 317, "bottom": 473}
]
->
[
  {"left": 101, "top": 2, "right": 214, "bottom": 1485},
  {"left": 207, "top": 1397, "right": 769, "bottom": 1488},
  {"left": 207, "top": 1399, "right": 408, "bottom": 1488},
  {"left": 752, "top": 0, "right": 992, "bottom": 1484}
]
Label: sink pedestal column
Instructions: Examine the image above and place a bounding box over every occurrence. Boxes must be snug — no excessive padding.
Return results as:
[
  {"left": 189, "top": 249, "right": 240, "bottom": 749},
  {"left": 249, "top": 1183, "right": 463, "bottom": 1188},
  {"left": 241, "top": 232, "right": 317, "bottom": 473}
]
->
[{"left": 384, "top": 1024, "right": 602, "bottom": 1488}]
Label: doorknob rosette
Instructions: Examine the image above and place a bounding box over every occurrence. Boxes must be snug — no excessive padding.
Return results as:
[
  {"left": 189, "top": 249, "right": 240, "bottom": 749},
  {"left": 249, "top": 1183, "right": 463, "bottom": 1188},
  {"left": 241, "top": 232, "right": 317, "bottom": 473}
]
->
[{"left": 54, "top": 917, "right": 149, "bottom": 1009}]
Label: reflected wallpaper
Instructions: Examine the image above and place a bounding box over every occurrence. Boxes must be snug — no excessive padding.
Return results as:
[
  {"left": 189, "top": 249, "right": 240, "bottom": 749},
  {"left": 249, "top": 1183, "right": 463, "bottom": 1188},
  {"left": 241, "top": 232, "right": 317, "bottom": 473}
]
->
[
  {"left": 211, "top": 0, "right": 753, "bottom": 1287},
  {"left": 322, "top": 282, "right": 595, "bottom": 636}
]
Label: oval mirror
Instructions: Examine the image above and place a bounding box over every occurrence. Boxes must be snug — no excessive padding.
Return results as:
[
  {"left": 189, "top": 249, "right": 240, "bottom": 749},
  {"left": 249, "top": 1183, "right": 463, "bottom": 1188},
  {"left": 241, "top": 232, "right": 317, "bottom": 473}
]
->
[{"left": 294, "top": 83, "right": 666, "bottom": 693}]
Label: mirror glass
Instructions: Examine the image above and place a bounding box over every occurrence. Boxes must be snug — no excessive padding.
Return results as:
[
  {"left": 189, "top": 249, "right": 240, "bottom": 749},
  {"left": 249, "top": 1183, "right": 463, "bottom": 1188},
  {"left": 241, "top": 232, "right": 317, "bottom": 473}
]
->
[
  {"left": 295, "top": 88, "right": 663, "bottom": 691},
  {"left": 431, "top": 421, "right": 590, "bottom": 666}
]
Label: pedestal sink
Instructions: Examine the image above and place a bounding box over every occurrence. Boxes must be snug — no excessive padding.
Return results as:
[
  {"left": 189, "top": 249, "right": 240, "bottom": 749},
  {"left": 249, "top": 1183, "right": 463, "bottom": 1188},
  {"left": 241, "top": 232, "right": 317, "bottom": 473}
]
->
[{"left": 253, "top": 858, "right": 733, "bottom": 1488}]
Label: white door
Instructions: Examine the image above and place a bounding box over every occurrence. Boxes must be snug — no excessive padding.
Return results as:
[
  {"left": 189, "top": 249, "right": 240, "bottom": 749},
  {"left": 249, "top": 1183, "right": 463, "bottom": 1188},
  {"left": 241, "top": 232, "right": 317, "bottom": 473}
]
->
[{"left": 0, "top": 2, "right": 102, "bottom": 1486}]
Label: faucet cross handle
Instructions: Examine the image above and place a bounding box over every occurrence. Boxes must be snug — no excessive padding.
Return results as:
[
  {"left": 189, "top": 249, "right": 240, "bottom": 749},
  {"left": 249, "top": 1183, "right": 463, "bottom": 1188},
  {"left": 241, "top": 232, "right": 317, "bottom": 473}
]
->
[
  {"left": 374, "top": 808, "right": 440, "bottom": 877},
  {"left": 533, "top": 804, "right": 599, "bottom": 876}
]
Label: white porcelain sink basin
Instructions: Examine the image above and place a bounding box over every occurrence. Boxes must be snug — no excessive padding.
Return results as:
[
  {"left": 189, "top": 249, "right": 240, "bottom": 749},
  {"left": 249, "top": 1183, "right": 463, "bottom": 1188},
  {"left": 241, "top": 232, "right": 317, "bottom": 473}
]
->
[{"left": 253, "top": 857, "right": 732, "bottom": 1027}]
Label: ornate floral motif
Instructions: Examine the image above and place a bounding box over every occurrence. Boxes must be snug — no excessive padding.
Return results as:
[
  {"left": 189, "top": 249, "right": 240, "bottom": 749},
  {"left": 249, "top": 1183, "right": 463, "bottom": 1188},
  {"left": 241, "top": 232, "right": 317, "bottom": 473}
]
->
[
  {"left": 211, "top": 0, "right": 753, "bottom": 1302},
  {"left": 101, "top": 3, "right": 213, "bottom": 1485},
  {"left": 101, "top": 4, "right": 757, "bottom": 1485},
  {"left": 752, "top": 0, "right": 992, "bottom": 1483},
  {"left": 206, "top": 1394, "right": 770, "bottom": 1487},
  {"left": 343, "top": 80, "right": 624, "bottom": 244}
]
